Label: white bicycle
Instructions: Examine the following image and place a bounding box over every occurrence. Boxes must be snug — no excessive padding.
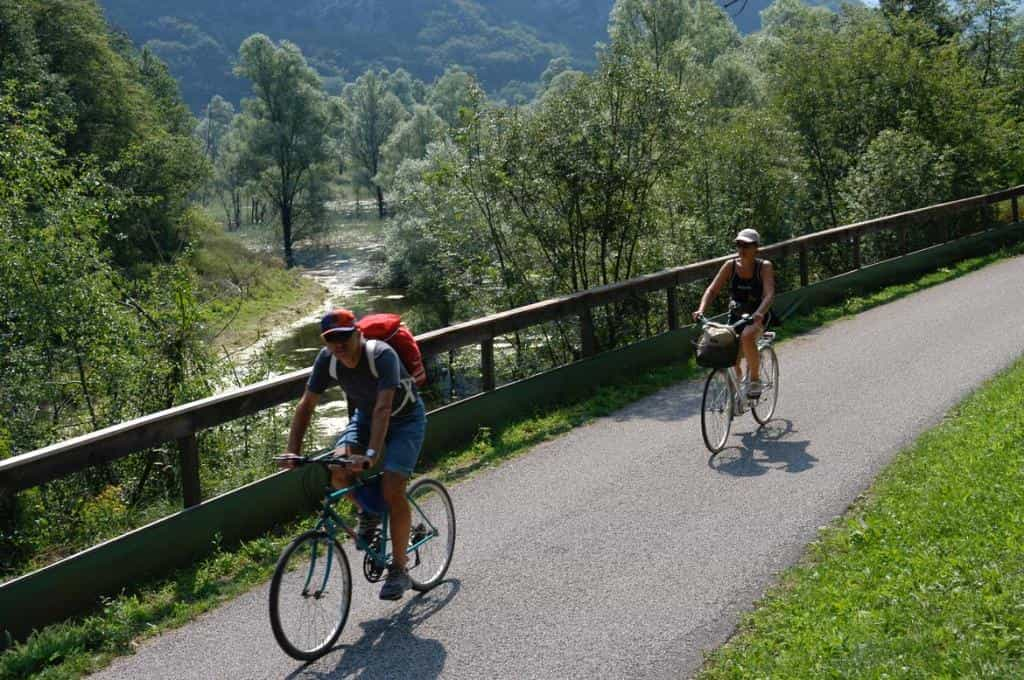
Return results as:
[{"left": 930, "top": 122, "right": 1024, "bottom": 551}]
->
[{"left": 695, "top": 314, "right": 779, "bottom": 453}]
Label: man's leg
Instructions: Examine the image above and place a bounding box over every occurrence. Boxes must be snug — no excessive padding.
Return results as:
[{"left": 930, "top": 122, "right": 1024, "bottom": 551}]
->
[
  {"left": 377, "top": 402, "right": 427, "bottom": 600},
  {"left": 381, "top": 471, "right": 411, "bottom": 570}
]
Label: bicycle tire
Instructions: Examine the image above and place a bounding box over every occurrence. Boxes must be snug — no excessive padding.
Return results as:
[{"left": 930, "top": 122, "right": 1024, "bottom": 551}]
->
[
  {"left": 269, "top": 530, "right": 352, "bottom": 661},
  {"left": 752, "top": 346, "right": 779, "bottom": 425},
  {"left": 701, "top": 369, "right": 733, "bottom": 453},
  {"left": 405, "top": 478, "right": 456, "bottom": 592}
]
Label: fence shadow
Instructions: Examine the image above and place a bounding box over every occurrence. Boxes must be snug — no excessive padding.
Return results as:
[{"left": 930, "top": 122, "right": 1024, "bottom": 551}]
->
[
  {"left": 708, "top": 419, "right": 816, "bottom": 477},
  {"left": 287, "top": 578, "right": 461, "bottom": 680}
]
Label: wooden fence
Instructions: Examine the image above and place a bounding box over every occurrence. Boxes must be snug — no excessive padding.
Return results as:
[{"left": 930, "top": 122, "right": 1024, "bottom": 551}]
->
[{"left": 1, "top": 186, "right": 1022, "bottom": 505}]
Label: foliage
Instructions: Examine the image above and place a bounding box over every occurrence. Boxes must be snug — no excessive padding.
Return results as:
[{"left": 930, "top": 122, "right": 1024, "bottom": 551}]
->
[
  {"left": 233, "top": 34, "right": 336, "bottom": 266},
  {"left": 426, "top": 66, "right": 486, "bottom": 128},
  {"left": 341, "top": 69, "right": 409, "bottom": 217},
  {"left": 1, "top": 0, "right": 209, "bottom": 273},
  {"left": 376, "top": 104, "right": 448, "bottom": 191}
]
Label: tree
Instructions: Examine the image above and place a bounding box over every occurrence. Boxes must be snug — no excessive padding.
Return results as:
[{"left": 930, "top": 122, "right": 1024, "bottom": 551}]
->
[
  {"left": 961, "top": 0, "right": 1016, "bottom": 86},
  {"left": 386, "top": 68, "right": 427, "bottom": 110},
  {"left": 608, "top": 0, "right": 740, "bottom": 77},
  {"left": 343, "top": 70, "right": 408, "bottom": 218},
  {"left": 427, "top": 66, "right": 483, "bottom": 128},
  {"left": 195, "top": 94, "right": 235, "bottom": 164},
  {"left": 375, "top": 104, "right": 447, "bottom": 191},
  {"left": 234, "top": 34, "right": 334, "bottom": 267}
]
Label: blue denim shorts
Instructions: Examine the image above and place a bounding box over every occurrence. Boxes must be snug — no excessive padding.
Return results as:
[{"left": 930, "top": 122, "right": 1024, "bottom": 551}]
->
[{"left": 334, "top": 399, "right": 427, "bottom": 478}]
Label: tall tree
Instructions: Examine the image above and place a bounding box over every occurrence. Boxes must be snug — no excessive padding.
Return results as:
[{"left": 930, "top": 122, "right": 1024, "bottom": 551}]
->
[
  {"left": 343, "top": 70, "right": 407, "bottom": 218},
  {"left": 375, "top": 104, "right": 447, "bottom": 192},
  {"left": 426, "top": 66, "right": 483, "bottom": 128},
  {"left": 234, "top": 34, "right": 334, "bottom": 267},
  {"left": 195, "top": 94, "right": 235, "bottom": 164}
]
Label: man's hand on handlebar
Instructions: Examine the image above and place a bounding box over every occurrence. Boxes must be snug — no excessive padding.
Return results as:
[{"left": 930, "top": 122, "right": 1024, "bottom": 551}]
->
[{"left": 275, "top": 453, "right": 304, "bottom": 470}]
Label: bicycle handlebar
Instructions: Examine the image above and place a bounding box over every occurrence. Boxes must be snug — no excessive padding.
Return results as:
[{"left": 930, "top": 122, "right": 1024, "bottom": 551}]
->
[
  {"left": 273, "top": 454, "right": 371, "bottom": 471},
  {"left": 695, "top": 312, "right": 751, "bottom": 330}
]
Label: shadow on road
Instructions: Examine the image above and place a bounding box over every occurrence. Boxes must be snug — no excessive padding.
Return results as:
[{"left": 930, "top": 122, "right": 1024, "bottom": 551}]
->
[
  {"left": 287, "top": 579, "right": 460, "bottom": 680},
  {"left": 708, "top": 419, "right": 816, "bottom": 476},
  {"left": 609, "top": 384, "right": 704, "bottom": 424}
]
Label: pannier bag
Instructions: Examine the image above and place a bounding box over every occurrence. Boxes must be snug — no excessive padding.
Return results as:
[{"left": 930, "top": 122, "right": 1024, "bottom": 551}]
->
[{"left": 695, "top": 326, "right": 739, "bottom": 369}]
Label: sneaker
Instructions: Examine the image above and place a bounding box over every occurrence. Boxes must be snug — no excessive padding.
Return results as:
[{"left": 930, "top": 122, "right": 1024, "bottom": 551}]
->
[
  {"left": 747, "top": 379, "right": 763, "bottom": 399},
  {"left": 379, "top": 565, "right": 412, "bottom": 600},
  {"left": 356, "top": 510, "right": 381, "bottom": 548}
]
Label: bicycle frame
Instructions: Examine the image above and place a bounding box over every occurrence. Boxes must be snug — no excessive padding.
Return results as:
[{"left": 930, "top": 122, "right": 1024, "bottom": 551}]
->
[
  {"left": 715, "top": 333, "right": 775, "bottom": 417},
  {"left": 301, "top": 473, "right": 441, "bottom": 588}
]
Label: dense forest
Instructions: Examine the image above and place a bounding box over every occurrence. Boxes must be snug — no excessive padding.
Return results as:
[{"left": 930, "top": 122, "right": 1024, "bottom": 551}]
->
[
  {"left": 2, "top": 0, "right": 1023, "bottom": 601},
  {"left": 98, "top": 0, "right": 856, "bottom": 112}
]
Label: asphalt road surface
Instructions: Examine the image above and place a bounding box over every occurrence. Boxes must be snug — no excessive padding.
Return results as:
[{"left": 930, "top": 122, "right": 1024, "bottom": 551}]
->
[{"left": 92, "top": 255, "right": 1024, "bottom": 679}]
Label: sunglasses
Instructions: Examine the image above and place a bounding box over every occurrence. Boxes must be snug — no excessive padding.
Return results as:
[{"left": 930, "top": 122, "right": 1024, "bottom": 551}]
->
[{"left": 735, "top": 241, "right": 756, "bottom": 248}]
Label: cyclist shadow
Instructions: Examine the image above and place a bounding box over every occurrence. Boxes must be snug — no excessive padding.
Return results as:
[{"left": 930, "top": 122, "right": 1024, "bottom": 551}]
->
[
  {"left": 288, "top": 578, "right": 461, "bottom": 680},
  {"left": 708, "top": 419, "right": 817, "bottom": 477}
]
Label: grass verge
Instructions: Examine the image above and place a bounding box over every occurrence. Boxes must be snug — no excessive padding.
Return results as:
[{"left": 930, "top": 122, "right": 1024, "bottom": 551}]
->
[
  {"left": 190, "top": 224, "right": 326, "bottom": 354},
  {"left": 2, "top": 243, "right": 1023, "bottom": 678},
  {"left": 698, "top": 355, "right": 1024, "bottom": 678}
]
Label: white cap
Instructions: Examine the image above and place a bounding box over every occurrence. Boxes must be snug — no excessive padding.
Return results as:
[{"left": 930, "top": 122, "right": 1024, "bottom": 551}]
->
[{"left": 735, "top": 228, "right": 760, "bottom": 244}]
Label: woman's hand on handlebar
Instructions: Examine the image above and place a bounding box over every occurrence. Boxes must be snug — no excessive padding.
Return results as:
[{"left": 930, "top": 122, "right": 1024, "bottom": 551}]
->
[{"left": 692, "top": 310, "right": 705, "bottom": 322}]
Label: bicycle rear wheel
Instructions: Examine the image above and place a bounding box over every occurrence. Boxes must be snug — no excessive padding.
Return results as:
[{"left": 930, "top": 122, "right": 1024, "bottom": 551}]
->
[
  {"left": 269, "top": 530, "right": 352, "bottom": 661},
  {"left": 406, "top": 478, "right": 456, "bottom": 592},
  {"left": 701, "top": 369, "right": 733, "bottom": 453},
  {"left": 752, "top": 346, "right": 779, "bottom": 425}
]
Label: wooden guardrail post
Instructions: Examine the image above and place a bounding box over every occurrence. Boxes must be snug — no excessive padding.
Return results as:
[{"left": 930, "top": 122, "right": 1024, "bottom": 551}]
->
[
  {"left": 178, "top": 434, "right": 201, "bottom": 508},
  {"left": 852, "top": 232, "right": 861, "bottom": 270},
  {"left": 666, "top": 286, "right": 679, "bottom": 331},
  {"left": 799, "top": 243, "right": 809, "bottom": 287},
  {"left": 481, "top": 337, "right": 495, "bottom": 392},
  {"left": 899, "top": 225, "right": 908, "bottom": 254},
  {"left": 1013, "top": 196, "right": 1020, "bottom": 224},
  {"left": 580, "top": 307, "right": 597, "bottom": 357}
]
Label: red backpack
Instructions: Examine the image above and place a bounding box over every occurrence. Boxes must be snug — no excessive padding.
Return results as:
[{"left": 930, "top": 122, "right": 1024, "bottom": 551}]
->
[{"left": 355, "top": 313, "right": 427, "bottom": 388}]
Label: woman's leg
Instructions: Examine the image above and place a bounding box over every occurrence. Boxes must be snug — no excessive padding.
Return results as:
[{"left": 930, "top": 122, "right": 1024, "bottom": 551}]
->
[{"left": 741, "top": 324, "right": 763, "bottom": 382}]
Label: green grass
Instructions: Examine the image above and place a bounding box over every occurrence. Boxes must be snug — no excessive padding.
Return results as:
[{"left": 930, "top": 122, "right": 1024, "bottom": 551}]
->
[
  {"left": 2, "top": 243, "right": 1023, "bottom": 678},
  {"left": 190, "top": 224, "right": 326, "bottom": 353},
  {"left": 698, "top": 356, "right": 1024, "bottom": 679}
]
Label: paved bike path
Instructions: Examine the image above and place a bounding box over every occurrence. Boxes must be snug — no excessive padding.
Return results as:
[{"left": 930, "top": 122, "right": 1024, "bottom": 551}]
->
[{"left": 92, "top": 255, "right": 1024, "bottom": 679}]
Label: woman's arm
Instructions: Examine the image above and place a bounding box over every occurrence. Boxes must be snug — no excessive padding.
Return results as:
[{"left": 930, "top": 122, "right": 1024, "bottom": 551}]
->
[
  {"left": 695, "top": 261, "right": 733, "bottom": 318},
  {"left": 754, "top": 261, "right": 776, "bottom": 321}
]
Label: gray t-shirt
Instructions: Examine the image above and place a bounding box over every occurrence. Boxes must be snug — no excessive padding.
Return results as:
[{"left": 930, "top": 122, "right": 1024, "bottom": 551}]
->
[{"left": 307, "top": 341, "right": 416, "bottom": 417}]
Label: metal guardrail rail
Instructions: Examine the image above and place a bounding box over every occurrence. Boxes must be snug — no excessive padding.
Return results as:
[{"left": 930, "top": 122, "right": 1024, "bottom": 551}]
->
[{"left": 1, "top": 186, "right": 1021, "bottom": 503}]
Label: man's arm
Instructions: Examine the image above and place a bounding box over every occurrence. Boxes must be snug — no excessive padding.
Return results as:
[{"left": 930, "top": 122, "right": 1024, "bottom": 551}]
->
[
  {"left": 366, "top": 388, "right": 396, "bottom": 457},
  {"left": 286, "top": 389, "right": 321, "bottom": 455}
]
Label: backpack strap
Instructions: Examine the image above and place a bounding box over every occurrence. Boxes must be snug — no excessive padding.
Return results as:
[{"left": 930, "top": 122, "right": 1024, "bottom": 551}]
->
[
  {"left": 329, "top": 354, "right": 338, "bottom": 381},
  {"left": 366, "top": 339, "right": 413, "bottom": 416}
]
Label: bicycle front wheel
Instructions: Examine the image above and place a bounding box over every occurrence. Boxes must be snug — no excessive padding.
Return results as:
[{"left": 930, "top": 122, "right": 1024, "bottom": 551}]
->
[
  {"left": 752, "top": 346, "right": 779, "bottom": 425},
  {"left": 701, "top": 369, "right": 733, "bottom": 453},
  {"left": 406, "top": 478, "right": 456, "bottom": 592},
  {"left": 269, "top": 530, "right": 352, "bottom": 661}
]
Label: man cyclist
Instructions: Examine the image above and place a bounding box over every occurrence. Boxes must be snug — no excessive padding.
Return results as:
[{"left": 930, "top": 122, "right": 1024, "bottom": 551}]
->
[
  {"left": 693, "top": 228, "right": 776, "bottom": 398},
  {"left": 280, "top": 308, "right": 427, "bottom": 601}
]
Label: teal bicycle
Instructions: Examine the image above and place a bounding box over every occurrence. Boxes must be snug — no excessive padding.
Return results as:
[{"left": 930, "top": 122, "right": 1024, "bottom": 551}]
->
[{"left": 268, "top": 454, "right": 456, "bottom": 661}]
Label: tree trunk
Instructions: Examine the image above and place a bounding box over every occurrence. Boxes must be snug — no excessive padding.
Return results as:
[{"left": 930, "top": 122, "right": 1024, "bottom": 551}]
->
[
  {"left": 376, "top": 185, "right": 386, "bottom": 219},
  {"left": 281, "top": 202, "right": 294, "bottom": 268}
]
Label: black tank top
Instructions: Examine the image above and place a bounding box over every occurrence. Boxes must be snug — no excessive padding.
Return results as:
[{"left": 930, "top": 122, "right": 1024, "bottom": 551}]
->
[{"left": 730, "top": 258, "right": 764, "bottom": 314}]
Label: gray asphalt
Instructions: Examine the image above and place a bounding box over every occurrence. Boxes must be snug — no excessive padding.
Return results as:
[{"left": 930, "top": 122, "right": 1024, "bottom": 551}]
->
[{"left": 92, "top": 255, "right": 1024, "bottom": 680}]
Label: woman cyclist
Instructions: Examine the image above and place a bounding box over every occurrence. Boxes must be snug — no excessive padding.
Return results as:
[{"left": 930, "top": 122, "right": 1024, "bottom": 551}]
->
[{"left": 692, "top": 228, "right": 776, "bottom": 398}]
